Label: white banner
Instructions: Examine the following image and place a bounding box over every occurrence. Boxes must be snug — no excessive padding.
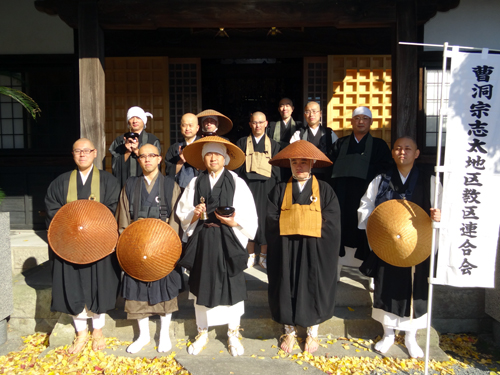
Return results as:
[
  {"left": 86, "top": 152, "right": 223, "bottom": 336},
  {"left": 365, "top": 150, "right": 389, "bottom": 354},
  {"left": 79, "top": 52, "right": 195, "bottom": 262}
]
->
[{"left": 435, "top": 50, "right": 500, "bottom": 288}]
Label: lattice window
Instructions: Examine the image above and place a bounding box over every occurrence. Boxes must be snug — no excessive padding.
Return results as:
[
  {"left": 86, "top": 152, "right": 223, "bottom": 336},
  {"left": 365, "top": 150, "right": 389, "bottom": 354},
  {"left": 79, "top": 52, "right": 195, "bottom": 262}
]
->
[
  {"left": 168, "top": 59, "right": 201, "bottom": 144},
  {"left": 0, "top": 74, "right": 25, "bottom": 149},
  {"left": 105, "top": 57, "right": 169, "bottom": 171},
  {"left": 424, "top": 68, "right": 449, "bottom": 148},
  {"left": 303, "top": 57, "right": 328, "bottom": 121},
  {"left": 327, "top": 55, "right": 392, "bottom": 144}
]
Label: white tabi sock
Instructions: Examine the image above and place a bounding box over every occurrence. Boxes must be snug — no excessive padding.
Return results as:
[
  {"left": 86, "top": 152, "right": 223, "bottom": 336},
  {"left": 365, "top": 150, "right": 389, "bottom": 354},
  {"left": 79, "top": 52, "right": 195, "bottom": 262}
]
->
[
  {"left": 127, "top": 317, "right": 150, "bottom": 354},
  {"left": 158, "top": 314, "right": 172, "bottom": 353},
  {"left": 374, "top": 326, "right": 395, "bottom": 354},
  {"left": 405, "top": 330, "right": 424, "bottom": 358},
  {"left": 188, "top": 326, "right": 208, "bottom": 355},
  {"left": 227, "top": 325, "right": 244, "bottom": 357}
]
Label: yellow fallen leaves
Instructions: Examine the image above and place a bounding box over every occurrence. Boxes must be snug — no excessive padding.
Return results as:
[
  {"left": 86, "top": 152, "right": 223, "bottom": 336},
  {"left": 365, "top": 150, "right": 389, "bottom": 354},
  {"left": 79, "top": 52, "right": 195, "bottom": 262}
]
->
[{"left": 0, "top": 333, "right": 189, "bottom": 375}]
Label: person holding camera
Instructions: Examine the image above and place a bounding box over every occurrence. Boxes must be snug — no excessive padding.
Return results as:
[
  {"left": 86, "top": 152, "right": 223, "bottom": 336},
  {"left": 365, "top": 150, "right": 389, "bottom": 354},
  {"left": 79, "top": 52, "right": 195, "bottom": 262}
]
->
[{"left": 109, "top": 106, "right": 161, "bottom": 188}]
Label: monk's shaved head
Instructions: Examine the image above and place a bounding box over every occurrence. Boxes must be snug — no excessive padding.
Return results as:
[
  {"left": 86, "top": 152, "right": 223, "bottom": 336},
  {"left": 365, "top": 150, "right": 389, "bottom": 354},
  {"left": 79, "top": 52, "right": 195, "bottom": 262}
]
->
[
  {"left": 73, "top": 138, "right": 95, "bottom": 150},
  {"left": 138, "top": 143, "right": 160, "bottom": 155}
]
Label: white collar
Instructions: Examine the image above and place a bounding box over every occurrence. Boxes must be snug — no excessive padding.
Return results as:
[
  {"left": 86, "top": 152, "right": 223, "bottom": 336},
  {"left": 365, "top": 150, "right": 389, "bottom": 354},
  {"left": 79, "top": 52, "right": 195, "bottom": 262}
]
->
[{"left": 79, "top": 165, "right": 94, "bottom": 185}]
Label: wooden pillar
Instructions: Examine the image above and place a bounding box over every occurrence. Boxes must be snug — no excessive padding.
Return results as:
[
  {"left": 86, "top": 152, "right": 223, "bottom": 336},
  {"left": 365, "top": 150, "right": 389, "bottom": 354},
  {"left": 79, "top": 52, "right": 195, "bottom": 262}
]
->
[
  {"left": 78, "top": 1, "right": 105, "bottom": 169},
  {"left": 393, "top": 0, "right": 418, "bottom": 141}
]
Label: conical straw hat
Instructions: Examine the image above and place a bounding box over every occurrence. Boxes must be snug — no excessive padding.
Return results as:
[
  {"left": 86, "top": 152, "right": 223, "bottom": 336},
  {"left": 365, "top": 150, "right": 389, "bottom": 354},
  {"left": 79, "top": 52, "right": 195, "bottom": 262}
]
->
[
  {"left": 269, "top": 140, "right": 332, "bottom": 168},
  {"left": 366, "top": 199, "right": 432, "bottom": 267},
  {"left": 182, "top": 135, "right": 245, "bottom": 171},
  {"left": 116, "top": 218, "right": 182, "bottom": 282},
  {"left": 48, "top": 200, "right": 118, "bottom": 264},
  {"left": 197, "top": 109, "right": 233, "bottom": 135}
]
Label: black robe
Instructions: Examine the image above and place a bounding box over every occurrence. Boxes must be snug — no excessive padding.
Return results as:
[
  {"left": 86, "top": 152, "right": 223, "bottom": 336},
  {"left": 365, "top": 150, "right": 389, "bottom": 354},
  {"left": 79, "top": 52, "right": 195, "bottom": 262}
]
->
[
  {"left": 178, "top": 170, "right": 248, "bottom": 309},
  {"left": 164, "top": 136, "right": 200, "bottom": 188},
  {"left": 118, "top": 175, "right": 183, "bottom": 305},
  {"left": 45, "top": 169, "right": 121, "bottom": 315},
  {"left": 235, "top": 135, "right": 280, "bottom": 245},
  {"left": 361, "top": 165, "right": 432, "bottom": 319},
  {"left": 109, "top": 131, "right": 161, "bottom": 188},
  {"left": 329, "top": 133, "right": 392, "bottom": 259},
  {"left": 266, "top": 178, "right": 341, "bottom": 327},
  {"left": 267, "top": 118, "right": 303, "bottom": 150}
]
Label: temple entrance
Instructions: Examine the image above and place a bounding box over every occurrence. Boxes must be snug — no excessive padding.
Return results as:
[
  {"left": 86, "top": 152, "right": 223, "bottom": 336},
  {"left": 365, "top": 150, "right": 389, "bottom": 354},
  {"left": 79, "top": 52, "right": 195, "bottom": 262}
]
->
[{"left": 201, "top": 58, "right": 303, "bottom": 142}]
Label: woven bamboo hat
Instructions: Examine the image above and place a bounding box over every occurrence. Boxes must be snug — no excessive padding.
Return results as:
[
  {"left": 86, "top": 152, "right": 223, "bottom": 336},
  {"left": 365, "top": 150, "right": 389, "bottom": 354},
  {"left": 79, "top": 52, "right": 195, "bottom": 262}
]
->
[
  {"left": 197, "top": 109, "right": 233, "bottom": 136},
  {"left": 116, "top": 218, "right": 182, "bottom": 282},
  {"left": 269, "top": 140, "right": 333, "bottom": 168},
  {"left": 366, "top": 199, "right": 432, "bottom": 267},
  {"left": 182, "top": 135, "right": 245, "bottom": 171},
  {"left": 48, "top": 200, "right": 118, "bottom": 264}
]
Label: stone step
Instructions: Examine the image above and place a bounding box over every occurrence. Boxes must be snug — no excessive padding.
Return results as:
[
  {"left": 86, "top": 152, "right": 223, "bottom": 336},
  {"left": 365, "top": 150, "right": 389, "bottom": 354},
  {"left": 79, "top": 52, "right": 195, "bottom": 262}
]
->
[{"left": 9, "top": 261, "right": 449, "bottom": 363}]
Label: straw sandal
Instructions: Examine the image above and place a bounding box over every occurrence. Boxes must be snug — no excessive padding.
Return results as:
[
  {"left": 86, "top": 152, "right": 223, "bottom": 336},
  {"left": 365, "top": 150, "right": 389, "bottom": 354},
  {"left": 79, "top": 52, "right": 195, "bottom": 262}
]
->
[
  {"left": 92, "top": 332, "right": 106, "bottom": 351},
  {"left": 227, "top": 327, "right": 244, "bottom": 356},
  {"left": 304, "top": 335, "right": 320, "bottom": 354},
  {"left": 279, "top": 333, "right": 297, "bottom": 353},
  {"left": 67, "top": 332, "right": 89, "bottom": 354},
  {"left": 259, "top": 254, "right": 267, "bottom": 269},
  {"left": 188, "top": 330, "right": 208, "bottom": 355}
]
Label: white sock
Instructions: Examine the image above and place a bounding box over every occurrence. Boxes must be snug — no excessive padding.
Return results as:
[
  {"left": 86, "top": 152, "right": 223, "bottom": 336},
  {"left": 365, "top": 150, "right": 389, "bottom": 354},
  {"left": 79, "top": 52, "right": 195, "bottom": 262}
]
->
[
  {"left": 91, "top": 314, "right": 105, "bottom": 330},
  {"left": 375, "top": 326, "right": 395, "bottom": 353},
  {"left": 188, "top": 326, "right": 208, "bottom": 355},
  {"left": 73, "top": 317, "right": 88, "bottom": 333},
  {"left": 227, "top": 326, "right": 244, "bottom": 356},
  {"left": 405, "top": 330, "right": 424, "bottom": 358},
  {"left": 158, "top": 314, "right": 172, "bottom": 353},
  {"left": 127, "top": 317, "right": 150, "bottom": 354},
  {"left": 306, "top": 325, "right": 319, "bottom": 338}
]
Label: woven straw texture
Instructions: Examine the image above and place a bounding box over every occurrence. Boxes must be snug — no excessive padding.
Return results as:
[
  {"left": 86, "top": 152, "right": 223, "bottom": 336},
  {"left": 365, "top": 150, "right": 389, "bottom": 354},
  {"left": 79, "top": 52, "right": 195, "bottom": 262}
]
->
[
  {"left": 366, "top": 199, "right": 432, "bottom": 267},
  {"left": 48, "top": 200, "right": 118, "bottom": 264},
  {"left": 116, "top": 219, "right": 182, "bottom": 282},
  {"left": 269, "top": 140, "right": 332, "bottom": 168},
  {"left": 196, "top": 109, "right": 233, "bottom": 135},
  {"left": 182, "top": 135, "right": 245, "bottom": 171}
]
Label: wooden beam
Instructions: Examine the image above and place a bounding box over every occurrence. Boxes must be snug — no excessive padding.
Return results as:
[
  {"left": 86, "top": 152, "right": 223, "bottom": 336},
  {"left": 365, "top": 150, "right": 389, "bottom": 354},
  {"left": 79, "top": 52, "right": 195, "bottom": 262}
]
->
[
  {"left": 393, "top": 0, "right": 418, "bottom": 141},
  {"left": 78, "top": 1, "right": 106, "bottom": 169}
]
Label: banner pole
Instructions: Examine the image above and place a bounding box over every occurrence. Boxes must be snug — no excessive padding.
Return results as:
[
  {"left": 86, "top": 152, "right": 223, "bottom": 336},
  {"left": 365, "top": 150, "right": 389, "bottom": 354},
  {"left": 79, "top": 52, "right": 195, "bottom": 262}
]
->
[{"left": 424, "top": 41, "right": 449, "bottom": 375}]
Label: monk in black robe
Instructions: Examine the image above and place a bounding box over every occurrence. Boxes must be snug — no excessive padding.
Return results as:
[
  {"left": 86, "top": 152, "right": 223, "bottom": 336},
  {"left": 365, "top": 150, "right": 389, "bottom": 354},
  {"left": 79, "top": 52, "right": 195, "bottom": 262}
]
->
[
  {"left": 176, "top": 136, "right": 257, "bottom": 357},
  {"left": 358, "top": 137, "right": 441, "bottom": 358},
  {"left": 109, "top": 106, "right": 161, "bottom": 188},
  {"left": 290, "top": 101, "right": 338, "bottom": 181},
  {"left": 266, "top": 141, "right": 341, "bottom": 354},
  {"left": 329, "top": 106, "right": 392, "bottom": 281},
  {"left": 235, "top": 111, "right": 280, "bottom": 268},
  {"left": 45, "top": 138, "right": 121, "bottom": 354},
  {"left": 116, "top": 143, "right": 183, "bottom": 354},
  {"left": 164, "top": 113, "right": 200, "bottom": 190}
]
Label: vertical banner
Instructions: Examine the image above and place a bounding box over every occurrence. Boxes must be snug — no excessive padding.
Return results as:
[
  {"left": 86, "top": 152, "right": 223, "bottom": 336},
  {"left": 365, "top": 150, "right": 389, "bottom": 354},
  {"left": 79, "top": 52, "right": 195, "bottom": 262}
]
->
[{"left": 435, "top": 50, "right": 500, "bottom": 288}]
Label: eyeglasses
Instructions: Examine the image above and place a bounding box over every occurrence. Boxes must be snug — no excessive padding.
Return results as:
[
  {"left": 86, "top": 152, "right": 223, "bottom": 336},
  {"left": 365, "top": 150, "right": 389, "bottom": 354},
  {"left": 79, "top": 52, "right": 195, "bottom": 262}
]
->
[
  {"left": 138, "top": 153, "right": 159, "bottom": 160},
  {"left": 304, "top": 110, "right": 321, "bottom": 115},
  {"left": 73, "top": 149, "right": 95, "bottom": 155},
  {"left": 251, "top": 121, "right": 266, "bottom": 125}
]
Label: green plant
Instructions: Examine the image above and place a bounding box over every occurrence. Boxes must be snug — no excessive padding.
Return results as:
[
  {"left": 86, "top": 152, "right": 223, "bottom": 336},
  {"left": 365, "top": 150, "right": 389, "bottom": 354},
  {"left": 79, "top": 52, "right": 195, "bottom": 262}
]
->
[{"left": 0, "top": 86, "right": 41, "bottom": 120}]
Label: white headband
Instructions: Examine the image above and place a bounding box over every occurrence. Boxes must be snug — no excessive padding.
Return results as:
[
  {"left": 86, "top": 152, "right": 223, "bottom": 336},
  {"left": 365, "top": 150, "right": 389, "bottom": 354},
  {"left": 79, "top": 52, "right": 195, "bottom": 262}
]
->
[
  {"left": 127, "top": 106, "right": 153, "bottom": 128},
  {"left": 202, "top": 143, "right": 230, "bottom": 166},
  {"left": 352, "top": 106, "right": 372, "bottom": 118}
]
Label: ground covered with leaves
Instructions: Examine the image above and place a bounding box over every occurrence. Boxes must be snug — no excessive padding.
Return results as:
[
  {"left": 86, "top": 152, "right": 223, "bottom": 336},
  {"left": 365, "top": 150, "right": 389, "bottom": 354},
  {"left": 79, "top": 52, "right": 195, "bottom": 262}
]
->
[{"left": 0, "top": 333, "right": 499, "bottom": 374}]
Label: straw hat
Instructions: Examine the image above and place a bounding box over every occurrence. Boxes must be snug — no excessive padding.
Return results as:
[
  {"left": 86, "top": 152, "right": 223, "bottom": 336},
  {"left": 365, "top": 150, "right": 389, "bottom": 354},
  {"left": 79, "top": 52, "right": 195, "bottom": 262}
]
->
[
  {"left": 197, "top": 109, "right": 233, "bottom": 136},
  {"left": 269, "top": 140, "right": 333, "bottom": 168},
  {"left": 48, "top": 200, "right": 118, "bottom": 264},
  {"left": 366, "top": 199, "right": 432, "bottom": 267},
  {"left": 116, "top": 219, "right": 182, "bottom": 282},
  {"left": 182, "top": 135, "right": 245, "bottom": 171}
]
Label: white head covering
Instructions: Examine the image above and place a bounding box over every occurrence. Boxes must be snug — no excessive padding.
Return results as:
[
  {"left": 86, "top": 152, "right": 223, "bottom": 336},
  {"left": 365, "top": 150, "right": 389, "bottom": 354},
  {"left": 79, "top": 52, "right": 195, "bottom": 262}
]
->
[
  {"left": 352, "top": 106, "right": 372, "bottom": 118},
  {"left": 127, "top": 106, "right": 153, "bottom": 128},
  {"left": 202, "top": 143, "right": 230, "bottom": 166}
]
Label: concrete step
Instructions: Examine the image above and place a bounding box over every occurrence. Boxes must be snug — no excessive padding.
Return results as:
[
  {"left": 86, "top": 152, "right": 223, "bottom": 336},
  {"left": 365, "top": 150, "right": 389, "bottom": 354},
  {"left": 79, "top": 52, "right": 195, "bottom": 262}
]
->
[{"left": 9, "top": 261, "right": 448, "bottom": 363}]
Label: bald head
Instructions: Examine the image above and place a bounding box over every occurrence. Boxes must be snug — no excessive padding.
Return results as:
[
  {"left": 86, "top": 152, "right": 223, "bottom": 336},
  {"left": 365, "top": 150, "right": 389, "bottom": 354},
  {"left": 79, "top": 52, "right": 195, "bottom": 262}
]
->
[
  {"left": 249, "top": 111, "right": 268, "bottom": 137},
  {"left": 180, "top": 113, "right": 200, "bottom": 142},
  {"left": 137, "top": 143, "right": 161, "bottom": 177},
  {"left": 73, "top": 138, "right": 95, "bottom": 150}
]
